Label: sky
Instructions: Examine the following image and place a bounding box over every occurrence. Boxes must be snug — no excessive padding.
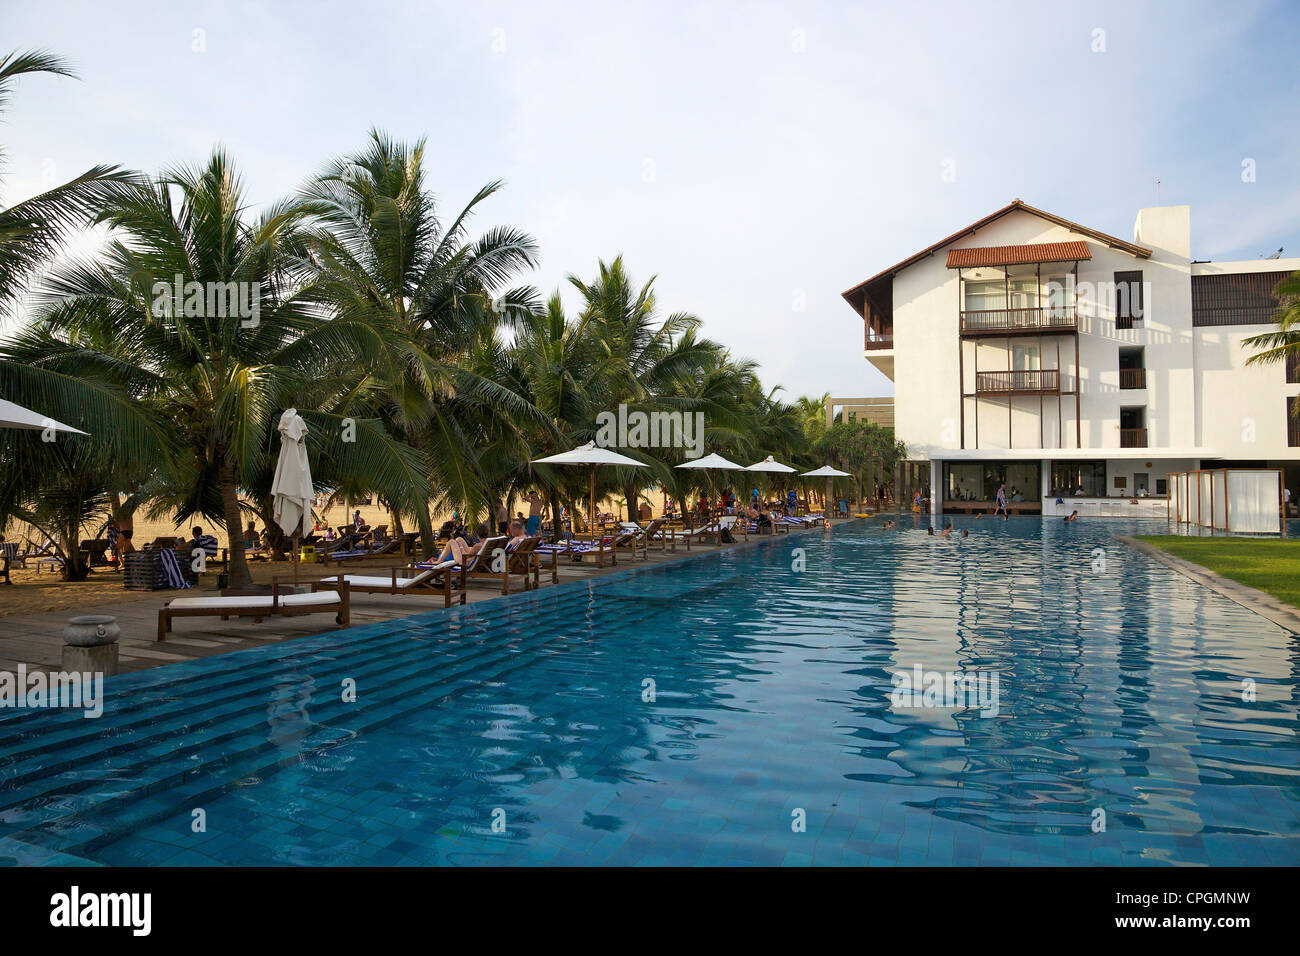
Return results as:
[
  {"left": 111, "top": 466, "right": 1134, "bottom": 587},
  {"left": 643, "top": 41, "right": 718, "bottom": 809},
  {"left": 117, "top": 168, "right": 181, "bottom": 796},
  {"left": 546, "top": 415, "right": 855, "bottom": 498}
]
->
[{"left": 2, "top": 0, "right": 1299, "bottom": 400}]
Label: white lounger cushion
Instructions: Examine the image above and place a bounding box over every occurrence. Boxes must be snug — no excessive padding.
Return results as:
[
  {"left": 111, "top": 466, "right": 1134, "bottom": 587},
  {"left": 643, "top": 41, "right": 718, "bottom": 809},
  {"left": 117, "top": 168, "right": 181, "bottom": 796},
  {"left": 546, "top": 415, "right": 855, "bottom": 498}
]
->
[
  {"left": 324, "top": 575, "right": 422, "bottom": 589},
  {"left": 167, "top": 592, "right": 341, "bottom": 611},
  {"left": 320, "top": 562, "right": 451, "bottom": 589},
  {"left": 669, "top": 525, "right": 717, "bottom": 537}
]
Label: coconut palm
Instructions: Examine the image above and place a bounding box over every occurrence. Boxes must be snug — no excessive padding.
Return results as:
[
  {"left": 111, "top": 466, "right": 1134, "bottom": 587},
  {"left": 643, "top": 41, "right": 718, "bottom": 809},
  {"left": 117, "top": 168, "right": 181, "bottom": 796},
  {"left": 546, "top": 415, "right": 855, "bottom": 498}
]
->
[
  {"left": 0, "top": 50, "right": 136, "bottom": 309},
  {"left": 568, "top": 256, "right": 720, "bottom": 519},
  {"left": 13, "top": 149, "right": 430, "bottom": 587},
  {"left": 299, "top": 131, "right": 544, "bottom": 551},
  {"left": 1243, "top": 272, "right": 1300, "bottom": 383}
]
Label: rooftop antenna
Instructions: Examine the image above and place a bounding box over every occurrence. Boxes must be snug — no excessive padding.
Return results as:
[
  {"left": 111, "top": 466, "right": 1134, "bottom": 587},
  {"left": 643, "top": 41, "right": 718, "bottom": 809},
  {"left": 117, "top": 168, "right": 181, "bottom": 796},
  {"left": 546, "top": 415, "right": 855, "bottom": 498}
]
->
[
  {"left": 1265, "top": 247, "right": 1283, "bottom": 259},
  {"left": 1155, "top": 178, "right": 1161, "bottom": 204}
]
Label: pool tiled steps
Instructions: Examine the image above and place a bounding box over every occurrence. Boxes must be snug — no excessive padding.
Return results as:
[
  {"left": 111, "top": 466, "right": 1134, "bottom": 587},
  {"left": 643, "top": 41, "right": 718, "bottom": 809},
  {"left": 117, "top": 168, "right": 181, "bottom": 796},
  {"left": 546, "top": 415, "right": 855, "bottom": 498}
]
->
[{"left": 0, "top": 583, "right": 708, "bottom": 858}]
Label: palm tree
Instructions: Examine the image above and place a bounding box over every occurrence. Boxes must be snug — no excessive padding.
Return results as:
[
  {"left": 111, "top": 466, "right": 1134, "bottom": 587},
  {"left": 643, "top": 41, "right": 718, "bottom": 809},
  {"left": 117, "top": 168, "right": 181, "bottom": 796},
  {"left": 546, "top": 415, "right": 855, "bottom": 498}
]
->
[
  {"left": 1243, "top": 272, "right": 1300, "bottom": 378},
  {"left": 794, "top": 392, "right": 830, "bottom": 444},
  {"left": 0, "top": 50, "right": 136, "bottom": 308},
  {"left": 300, "top": 131, "right": 543, "bottom": 550},
  {"left": 16, "top": 149, "right": 428, "bottom": 587},
  {"left": 568, "top": 256, "right": 717, "bottom": 519}
]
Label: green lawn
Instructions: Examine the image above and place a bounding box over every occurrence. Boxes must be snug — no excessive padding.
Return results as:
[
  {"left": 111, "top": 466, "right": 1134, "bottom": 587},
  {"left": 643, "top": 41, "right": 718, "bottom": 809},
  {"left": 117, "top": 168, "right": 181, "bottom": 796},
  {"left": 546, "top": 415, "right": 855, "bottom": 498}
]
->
[{"left": 1135, "top": 535, "right": 1300, "bottom": 609}]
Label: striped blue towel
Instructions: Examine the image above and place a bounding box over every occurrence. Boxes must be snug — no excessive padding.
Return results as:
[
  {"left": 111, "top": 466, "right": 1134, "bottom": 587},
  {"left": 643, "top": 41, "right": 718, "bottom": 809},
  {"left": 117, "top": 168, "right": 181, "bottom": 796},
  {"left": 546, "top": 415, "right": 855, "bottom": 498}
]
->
[{"left": 159, "top": 549, "right": 192, "bottom": 589}]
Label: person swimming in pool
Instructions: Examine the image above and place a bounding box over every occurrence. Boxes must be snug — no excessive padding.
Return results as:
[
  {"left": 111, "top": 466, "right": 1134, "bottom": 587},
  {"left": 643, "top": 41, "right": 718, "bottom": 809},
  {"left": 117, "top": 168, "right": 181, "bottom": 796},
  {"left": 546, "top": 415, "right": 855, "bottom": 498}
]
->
[
  {"left": 940, "top": 524, "right": 953, "bottom": 537},
  {"left": 1064, "top": 510, "right": 1079, "bottom": 522}
]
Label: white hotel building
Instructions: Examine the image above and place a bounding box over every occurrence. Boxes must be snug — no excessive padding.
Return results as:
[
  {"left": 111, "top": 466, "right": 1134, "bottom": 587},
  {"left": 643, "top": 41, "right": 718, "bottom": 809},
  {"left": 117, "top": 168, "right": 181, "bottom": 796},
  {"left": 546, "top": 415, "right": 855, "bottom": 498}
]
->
[{"left": 841, "top": 200, "right": 1300, "bottom": 517}]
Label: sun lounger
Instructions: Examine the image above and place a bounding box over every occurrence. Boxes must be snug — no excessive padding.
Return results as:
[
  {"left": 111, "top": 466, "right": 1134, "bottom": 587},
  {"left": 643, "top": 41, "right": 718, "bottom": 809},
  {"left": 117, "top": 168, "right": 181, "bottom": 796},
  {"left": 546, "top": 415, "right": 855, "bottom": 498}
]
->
[
  {"left": 320, "top": 537, "right": 403, "bottom": 565},
  {"left": 458, "top": 535, "right": 537, "bottom": 593},
  {"left": 413, "top": 535, "right": 523, "bottom": 592},
  {"left": 630, "top": 517, "right": 670, "bottom": 552},
  {"left": 157, "top": 584, "right": 350, "bottom": 641},
  {"left": 611, "top": 524, "right": 648, "bottom": 561},
  {"left": 313, "top": 560, "right": 465, "bottom": 608},
  {"left": 536, "top": 535, "right": 617, "bottom": 567},
  {"left": 666, "top": 519, "right": 727, "bottom": 551}
]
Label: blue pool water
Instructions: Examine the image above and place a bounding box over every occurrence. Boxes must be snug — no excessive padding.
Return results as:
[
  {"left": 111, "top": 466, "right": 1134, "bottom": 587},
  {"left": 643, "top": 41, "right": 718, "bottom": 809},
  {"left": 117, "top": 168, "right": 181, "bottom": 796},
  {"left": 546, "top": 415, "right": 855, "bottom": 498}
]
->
[{"left": 1, "top": 517, "right": 1297, "bottom": 866}]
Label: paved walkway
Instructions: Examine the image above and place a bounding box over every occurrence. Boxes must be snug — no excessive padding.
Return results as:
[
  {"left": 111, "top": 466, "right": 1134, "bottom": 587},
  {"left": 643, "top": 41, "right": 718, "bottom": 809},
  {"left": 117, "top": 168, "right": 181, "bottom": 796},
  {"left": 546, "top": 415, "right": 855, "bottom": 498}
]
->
[
  {"left": 1118, "top": 535, "right": 1300, "bottom": 634},
  {"left": 1, "top": 524, "right": 837, "bottom": 677}
]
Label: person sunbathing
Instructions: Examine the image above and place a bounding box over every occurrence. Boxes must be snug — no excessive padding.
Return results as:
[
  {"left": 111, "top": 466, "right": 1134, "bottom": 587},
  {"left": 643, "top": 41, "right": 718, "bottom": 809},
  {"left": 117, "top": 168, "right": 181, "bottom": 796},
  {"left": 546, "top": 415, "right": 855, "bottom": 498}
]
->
[
  {"left": 737, "top": 504, "right": 774, "bottom": 530},
  {"left": 433, "top": 521, "right": 497, "bottom": 564}
]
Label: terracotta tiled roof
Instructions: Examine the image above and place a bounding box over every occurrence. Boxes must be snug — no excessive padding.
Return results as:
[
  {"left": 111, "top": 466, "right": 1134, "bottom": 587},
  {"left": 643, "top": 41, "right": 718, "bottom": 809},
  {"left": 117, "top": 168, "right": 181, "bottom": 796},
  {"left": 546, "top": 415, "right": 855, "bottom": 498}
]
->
[
  {"left": 841, "top": 200, "right": 1153, "bottom": 318},
  {"left": 945, "top": 241, "right": 1091, "bottom": 268}
]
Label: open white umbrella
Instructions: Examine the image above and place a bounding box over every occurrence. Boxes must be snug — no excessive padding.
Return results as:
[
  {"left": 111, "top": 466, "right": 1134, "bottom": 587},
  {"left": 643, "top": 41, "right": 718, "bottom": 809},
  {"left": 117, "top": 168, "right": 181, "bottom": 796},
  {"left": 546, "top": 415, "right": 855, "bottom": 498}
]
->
[
  {"left": 0, "top": 397, "right": 87, "bottom": 434},
  {"left": 676, "top": 451, "right": 745, "bottom": 521},
  {"left": 746, "top": 455, "right": 797, "bottom": 473},
  {"left": 745, "top": 455, "right": 798, "bottom": 510},
  {"left": 801, "top": 465, "right": 853, "bottom": 518},
  {"left": 271, "top": 408, "right": 313, "bottom": 582},
  {"left": 532, "top": 442, "right": 646, "bottom": 540},
  {"left": 675, "top": 451, "right": 744, "bottom": 471}
]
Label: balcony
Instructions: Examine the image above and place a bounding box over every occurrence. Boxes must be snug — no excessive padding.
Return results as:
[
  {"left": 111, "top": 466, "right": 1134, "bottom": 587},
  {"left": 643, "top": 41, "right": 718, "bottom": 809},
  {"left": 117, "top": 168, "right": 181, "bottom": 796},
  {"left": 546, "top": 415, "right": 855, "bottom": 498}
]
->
[
  {"left": 960, "top": 306, "right": 1077, "bottom": 337},
  {"left": 1120, "top": 428, "right": 1148, "bottom": 448},
  {"left": 864, "top": 333, "right": 894, "bottom": 351},
  {"left": 1119, "top": 368, "right": 1146, "bottom": 389},
  {"left": 974, "top": 369, "right": 1061, "bottom": 396}
]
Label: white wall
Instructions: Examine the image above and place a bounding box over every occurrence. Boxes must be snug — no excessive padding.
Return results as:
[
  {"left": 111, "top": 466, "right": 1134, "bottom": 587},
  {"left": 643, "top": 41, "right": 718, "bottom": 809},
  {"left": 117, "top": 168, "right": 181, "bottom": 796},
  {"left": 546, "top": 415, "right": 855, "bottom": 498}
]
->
[{"left": 885, "top": 205, "right": 1298, "bottom": 461}]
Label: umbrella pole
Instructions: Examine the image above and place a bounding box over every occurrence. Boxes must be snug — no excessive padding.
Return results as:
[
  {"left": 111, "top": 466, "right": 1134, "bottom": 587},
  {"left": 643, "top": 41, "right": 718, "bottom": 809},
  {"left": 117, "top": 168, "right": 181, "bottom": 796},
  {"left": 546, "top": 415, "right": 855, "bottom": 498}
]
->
[
  {"left": 292, "top": 533, "right": 299, "bottom": 586},
  {"left": 590, "top": 465, "right": 596, "bottom": 544}
]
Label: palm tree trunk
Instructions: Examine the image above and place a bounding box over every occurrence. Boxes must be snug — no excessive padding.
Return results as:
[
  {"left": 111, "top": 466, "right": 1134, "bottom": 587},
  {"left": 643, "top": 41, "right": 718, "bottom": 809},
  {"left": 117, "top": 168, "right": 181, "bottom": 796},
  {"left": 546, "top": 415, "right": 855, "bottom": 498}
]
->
[
  {"left": 218, "top": 457, "right": 252, "bottom": 589},
  {"left": 60, "top": 519, "right": 87, "bottom": 582},
  {"left": 416, "top": 507, "right": 436, "bottom": 560},
  {"left": 623, "top": 480, "right": 638, "bottom": 521},
  {"left": 547, "top": 490, "right": 562, "bottom": 543}
]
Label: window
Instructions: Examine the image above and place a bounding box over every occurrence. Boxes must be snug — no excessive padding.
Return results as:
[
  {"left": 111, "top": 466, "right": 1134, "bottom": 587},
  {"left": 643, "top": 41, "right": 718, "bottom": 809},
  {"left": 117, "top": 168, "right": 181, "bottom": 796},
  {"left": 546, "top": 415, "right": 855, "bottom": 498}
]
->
[
  {"left": 1051, "top": 461, "right": 1106, "bottom": 496},
  {"left": 1119, "top": 347, "right": 1145, "bottom": 389},
  {"left": 1287, "top": 351, "right": 1300, "bottom": 385},
  {"left": 964, "top": 278, "right": 1006, "bottom": 312},
  {"left": 1007, "top": 277, "right": 1039, "bottom": 311},
  {"left": 1115, "top": 270, "right": 1144, "bottom": 329},
  {"left": 1120, "top": 407, "right": 1147, "bottom": 448},
  {"left": 1192, "top": 271, "right": 1290, "bottom": 327},
  {"left": 1289, "top": 397, "right": 1300, "bottom": 448},
  {"left": 1042, "top": 274, "right": 1072, "bottom": 312},
  {"left": 1012, "top": 344, "right": 1040, "bottom": 371},
  {"left": 943, "top": 461, "right": 1041, "bottom": 501}
]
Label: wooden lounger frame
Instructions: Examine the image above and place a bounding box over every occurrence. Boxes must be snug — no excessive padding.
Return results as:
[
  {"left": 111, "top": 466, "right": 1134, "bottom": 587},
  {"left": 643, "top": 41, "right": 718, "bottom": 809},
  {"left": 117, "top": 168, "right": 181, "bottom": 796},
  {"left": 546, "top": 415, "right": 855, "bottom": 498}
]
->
[
  {"left": 157, "top": 581, "right": 350, "bottom": 642},
  {"left": 312, "top": 564, "right": 466, "bottom": 608}
]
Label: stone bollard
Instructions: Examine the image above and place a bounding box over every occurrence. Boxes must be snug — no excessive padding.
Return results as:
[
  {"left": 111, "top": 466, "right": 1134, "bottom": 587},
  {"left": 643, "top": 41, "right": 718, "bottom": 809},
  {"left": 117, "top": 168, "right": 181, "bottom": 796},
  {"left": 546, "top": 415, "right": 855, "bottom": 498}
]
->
[{"left": 62, "top": 614, "right": 120, "bottom": 677}]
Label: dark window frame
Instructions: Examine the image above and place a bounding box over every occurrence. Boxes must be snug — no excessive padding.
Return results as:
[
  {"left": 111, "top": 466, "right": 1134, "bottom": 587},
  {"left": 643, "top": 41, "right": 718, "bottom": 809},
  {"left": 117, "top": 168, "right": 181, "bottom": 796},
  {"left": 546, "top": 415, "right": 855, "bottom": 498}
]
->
[{"left": 1115, "top": 270, "right": 1144, "bottom": 329}]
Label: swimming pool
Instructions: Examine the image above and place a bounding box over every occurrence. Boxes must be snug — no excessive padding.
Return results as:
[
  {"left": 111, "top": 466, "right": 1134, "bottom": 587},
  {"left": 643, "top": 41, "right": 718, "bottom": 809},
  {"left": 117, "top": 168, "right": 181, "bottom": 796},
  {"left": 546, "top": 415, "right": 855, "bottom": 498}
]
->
[{"left": 1, "top": 517, "right": 1296, "bottom": 866}]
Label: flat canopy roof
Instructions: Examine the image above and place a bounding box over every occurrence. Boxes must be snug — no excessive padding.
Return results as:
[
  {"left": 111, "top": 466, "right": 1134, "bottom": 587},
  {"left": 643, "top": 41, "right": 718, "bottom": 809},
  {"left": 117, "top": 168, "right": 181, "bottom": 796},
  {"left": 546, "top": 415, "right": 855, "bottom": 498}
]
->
[{"left": 946, "top": 241, "right": 1091, "bottom": 269}]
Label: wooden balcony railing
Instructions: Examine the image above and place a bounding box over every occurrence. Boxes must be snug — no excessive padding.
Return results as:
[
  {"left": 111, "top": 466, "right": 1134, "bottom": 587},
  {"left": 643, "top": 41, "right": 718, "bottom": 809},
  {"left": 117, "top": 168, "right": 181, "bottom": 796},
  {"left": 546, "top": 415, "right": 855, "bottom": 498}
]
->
[
  {"left": 1119, "top": 368, "right": 1146, "bottom": 389},
  {"left": 974, "top": 369, "right": 1061, "bottom": 395},
  {"left": 1120, "top": 428, "right": 1148, "bottom": 448},
  {"left": 960, "top": 306, "right": 1077, "bottom": 336},
  {"left": 864, "top": 333, "right": 894, "bottom": 350}
]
